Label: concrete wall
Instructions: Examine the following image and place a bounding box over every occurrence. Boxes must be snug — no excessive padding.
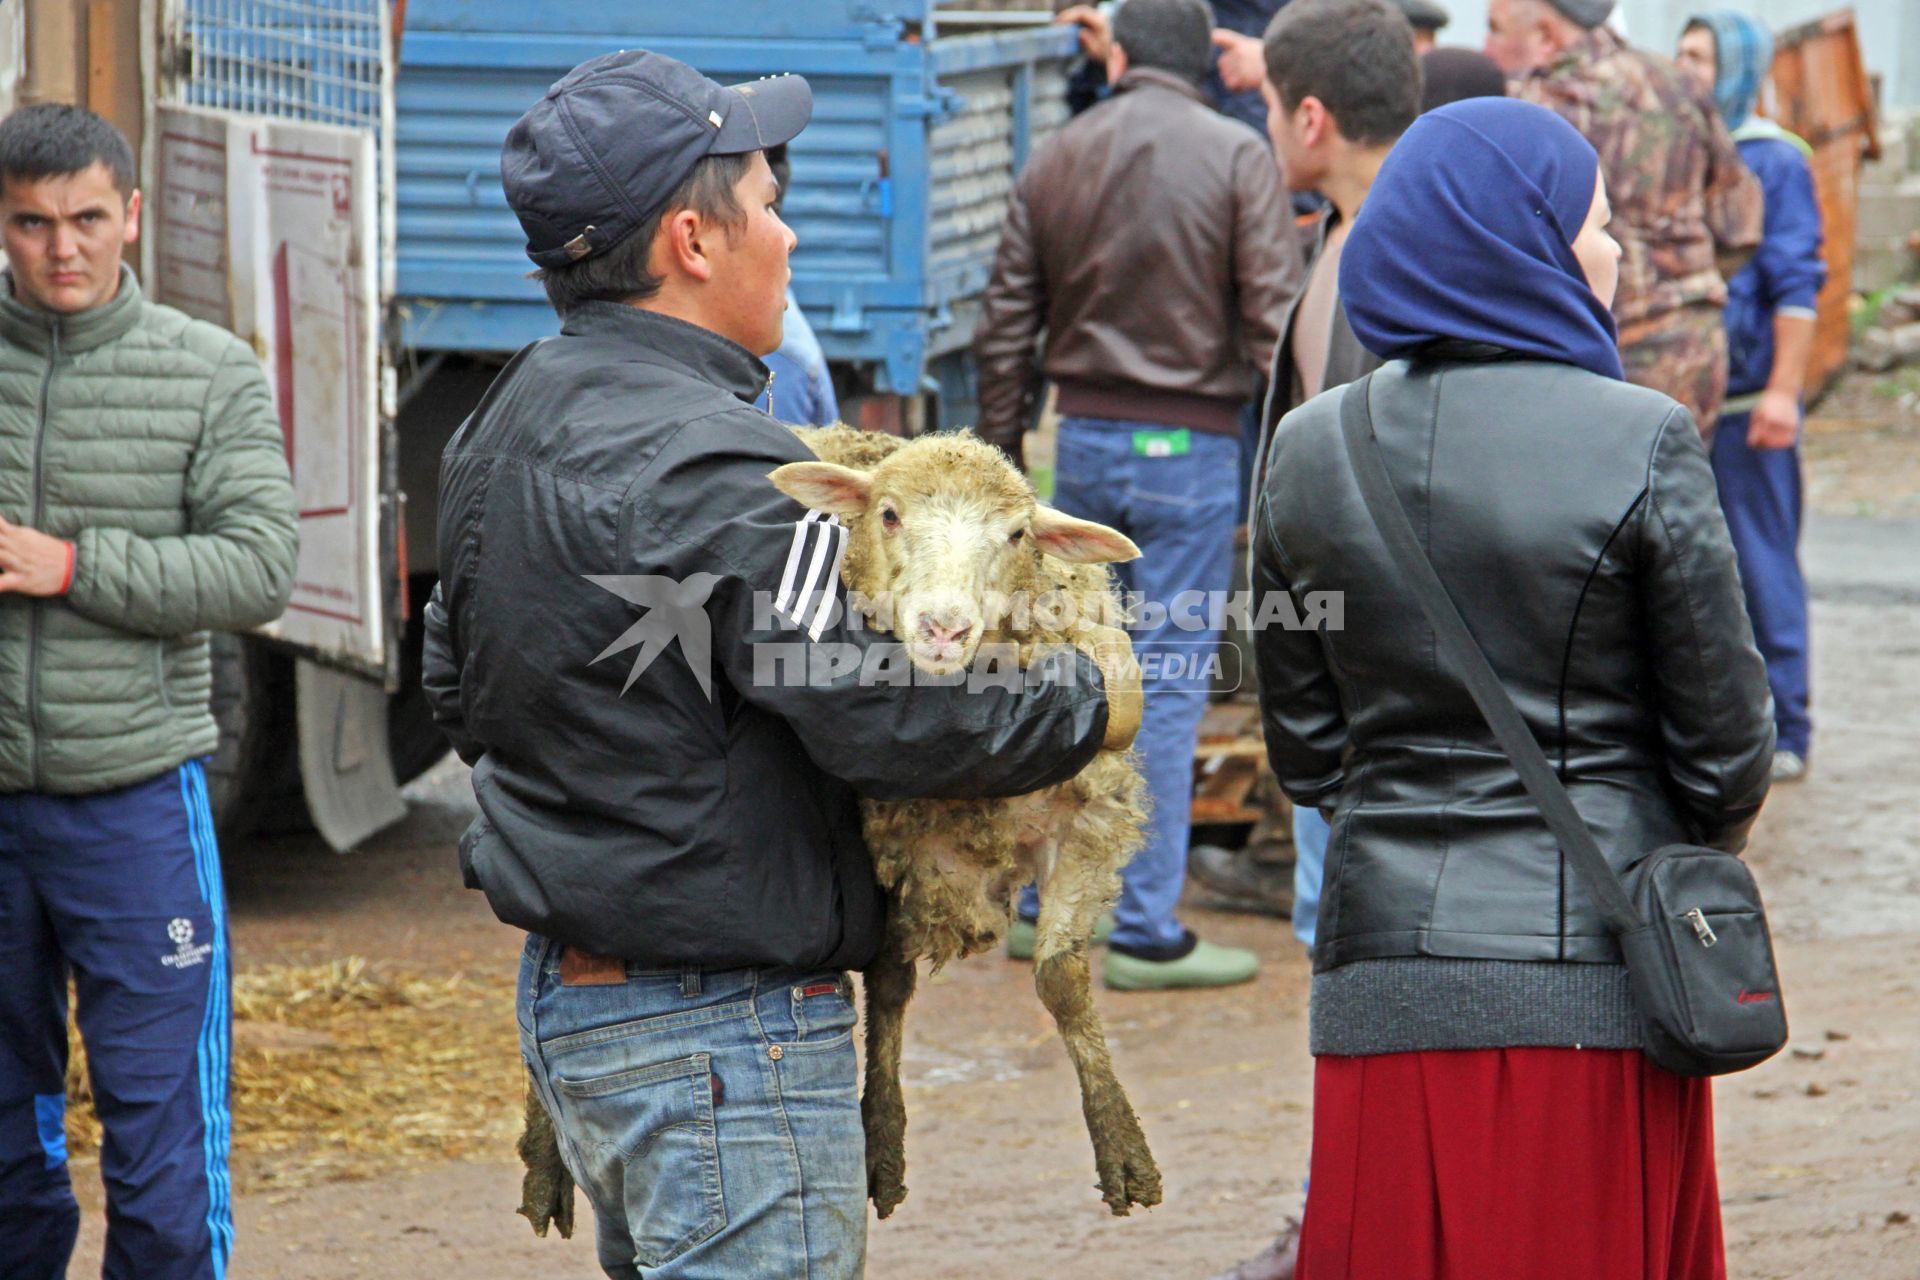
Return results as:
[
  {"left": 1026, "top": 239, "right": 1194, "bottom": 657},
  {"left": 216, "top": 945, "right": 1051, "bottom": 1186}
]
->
[{"left": 1855, "top": 111, "right": 1919, "bottom": 292}]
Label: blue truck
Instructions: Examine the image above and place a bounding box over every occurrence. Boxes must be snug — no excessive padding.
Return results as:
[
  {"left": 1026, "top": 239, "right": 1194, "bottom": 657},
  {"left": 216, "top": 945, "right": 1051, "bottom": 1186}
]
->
[
  {"left": 396, "top": 0, "right": 1076, "bottom": 424},
  {"left": 150, "top": 0, "right": 1079, "bottom": 843}
]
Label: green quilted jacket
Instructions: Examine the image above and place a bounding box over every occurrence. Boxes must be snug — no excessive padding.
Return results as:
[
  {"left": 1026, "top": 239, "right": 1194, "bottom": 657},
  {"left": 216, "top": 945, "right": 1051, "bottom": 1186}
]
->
[{"left": 0, "top": 267, "right": 298, "bottom": 795}]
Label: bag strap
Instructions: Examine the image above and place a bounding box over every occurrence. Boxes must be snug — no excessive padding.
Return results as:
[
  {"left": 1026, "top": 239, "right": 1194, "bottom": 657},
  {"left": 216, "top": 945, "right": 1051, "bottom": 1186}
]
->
[{"left": 1337, "top": 375, "right": 1644, "bottom": 935}]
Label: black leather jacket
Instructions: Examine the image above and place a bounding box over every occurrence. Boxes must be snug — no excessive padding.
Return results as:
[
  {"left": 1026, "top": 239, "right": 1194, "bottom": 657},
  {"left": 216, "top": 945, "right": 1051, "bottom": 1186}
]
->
[
  {"left": 1254, "top": 355, "right": 1774, "bottom": 973},
  {"left": 423, "top": 305, "right": 1110, "bottom": 970}
]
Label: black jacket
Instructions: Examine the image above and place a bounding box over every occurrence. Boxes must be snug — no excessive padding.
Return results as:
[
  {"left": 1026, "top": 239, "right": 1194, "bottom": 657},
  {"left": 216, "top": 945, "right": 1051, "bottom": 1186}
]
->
[
  {"left": 423, "top": 305, "right": 1110, "bottom": 970},
  {"left": 1254, "top": 356, "right": 1774, "bottom": 973}
]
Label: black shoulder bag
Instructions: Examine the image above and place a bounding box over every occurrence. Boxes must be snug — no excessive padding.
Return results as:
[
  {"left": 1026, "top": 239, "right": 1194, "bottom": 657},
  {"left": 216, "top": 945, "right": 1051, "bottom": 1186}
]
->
[{"left": 1337, "top": 374, "right": 1787, "bottom": 1077}]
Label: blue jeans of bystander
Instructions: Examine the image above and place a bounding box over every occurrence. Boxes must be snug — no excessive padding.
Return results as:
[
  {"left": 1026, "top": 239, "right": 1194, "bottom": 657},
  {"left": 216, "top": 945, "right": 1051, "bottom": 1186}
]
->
[
  {"left": 1292, "top": 806, "right": 1329, "bottom": 951},
  {"left": 1022, "top": 416, "right": 1241, "bottom": 950}
]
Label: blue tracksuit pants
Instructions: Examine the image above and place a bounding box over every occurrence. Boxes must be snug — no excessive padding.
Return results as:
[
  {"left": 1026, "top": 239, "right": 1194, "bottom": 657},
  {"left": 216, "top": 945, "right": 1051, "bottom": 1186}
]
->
[
  {"left": 0, "top": 760, "right": 233, "bottom": 1280},
  {"left": 1710, "top": 412, "right": 1812, "bottom": 757}
]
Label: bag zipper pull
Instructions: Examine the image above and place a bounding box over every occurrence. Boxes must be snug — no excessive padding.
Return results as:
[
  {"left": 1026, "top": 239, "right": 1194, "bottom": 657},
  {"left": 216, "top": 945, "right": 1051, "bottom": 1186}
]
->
[{"left": 1686, "top": 908, "right": 1718, "bottom": 948}]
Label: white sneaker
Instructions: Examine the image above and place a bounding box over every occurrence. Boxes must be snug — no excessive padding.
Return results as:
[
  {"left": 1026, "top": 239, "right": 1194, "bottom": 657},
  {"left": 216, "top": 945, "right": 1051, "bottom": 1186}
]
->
[{"left": 1771, "top": 750, "right": 1807, "bottom": 783}]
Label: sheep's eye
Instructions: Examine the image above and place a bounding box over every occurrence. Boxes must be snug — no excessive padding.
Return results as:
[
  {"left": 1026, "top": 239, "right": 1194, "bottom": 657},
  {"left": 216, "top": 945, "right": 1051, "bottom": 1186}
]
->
[
  {"left": 1009, "top": 528, "right": 1025, "bottom": 544},
  {"left": 881, "top": 507, "right": 901, "bottom": 530}
]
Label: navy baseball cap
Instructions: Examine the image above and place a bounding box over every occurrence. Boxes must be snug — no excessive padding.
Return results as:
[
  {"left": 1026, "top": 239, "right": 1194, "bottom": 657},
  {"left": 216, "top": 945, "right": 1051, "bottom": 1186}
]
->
[{"left": 501, "top": 49, "right": 812, "bottom": 269}]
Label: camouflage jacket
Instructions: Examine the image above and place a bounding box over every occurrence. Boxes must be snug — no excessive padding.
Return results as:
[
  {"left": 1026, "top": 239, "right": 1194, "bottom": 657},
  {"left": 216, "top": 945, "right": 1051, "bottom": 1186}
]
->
[{"left": 1516, "top": 25, "right": 1763, "bottom": 327}]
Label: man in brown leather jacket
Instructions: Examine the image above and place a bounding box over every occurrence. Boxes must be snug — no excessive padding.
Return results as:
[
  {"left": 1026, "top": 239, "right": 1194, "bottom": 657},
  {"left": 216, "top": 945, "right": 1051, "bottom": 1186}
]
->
[{"left": 976, "top": 0, "right": 1299, "bottom": 990}]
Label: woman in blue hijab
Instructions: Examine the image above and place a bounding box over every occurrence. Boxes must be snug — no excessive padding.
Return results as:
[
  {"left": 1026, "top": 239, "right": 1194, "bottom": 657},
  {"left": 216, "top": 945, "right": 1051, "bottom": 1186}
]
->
[
  {"left": 1338, "top": 97, "right": 1625, "bottom": 379},
  {"left": 1252, "top": 97, "right": 1773, "bottom": 1278}
]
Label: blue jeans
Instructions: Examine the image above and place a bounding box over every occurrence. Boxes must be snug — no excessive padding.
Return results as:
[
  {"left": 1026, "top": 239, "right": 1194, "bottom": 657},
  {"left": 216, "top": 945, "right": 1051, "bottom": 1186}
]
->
[
  {"left": 517, "top": 937, "right": 866, "bottom": 1278},
  {"left": 1023, "top": 416, "right": 1241, "bottom": 950},
  {"left": 1711, "top": 410, "right": 1811, "bottom": 757},
  {"left": 1292, "top": 806, "right": 1329, "bottom": 951}
]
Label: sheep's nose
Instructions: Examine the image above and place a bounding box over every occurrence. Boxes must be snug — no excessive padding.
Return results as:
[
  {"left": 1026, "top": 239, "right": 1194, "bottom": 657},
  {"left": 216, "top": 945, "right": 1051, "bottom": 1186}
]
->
[{"left": 917, "top": 612, "right": 973, "bottom": 647}]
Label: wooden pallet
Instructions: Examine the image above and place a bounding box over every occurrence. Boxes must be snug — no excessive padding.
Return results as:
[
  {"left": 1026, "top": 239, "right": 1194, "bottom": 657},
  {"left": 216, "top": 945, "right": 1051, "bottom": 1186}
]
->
[{"left": 1190, "top": 701, "right": 1283, "bottom": 826}]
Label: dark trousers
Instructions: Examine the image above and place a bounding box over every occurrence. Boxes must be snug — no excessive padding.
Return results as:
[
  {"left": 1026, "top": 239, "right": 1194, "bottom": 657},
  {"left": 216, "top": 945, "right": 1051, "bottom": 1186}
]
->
[
  {"left": 0, "top": 761, "right": 232, "bottom": 1280},
  {"left": 1711, "top": 412, "right": 1812, "bottom": 757}
]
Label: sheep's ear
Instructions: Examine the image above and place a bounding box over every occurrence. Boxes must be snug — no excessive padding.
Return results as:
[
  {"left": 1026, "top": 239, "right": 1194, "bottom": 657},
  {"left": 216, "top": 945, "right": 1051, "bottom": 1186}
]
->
[
  {"left": 769, "top": 461, "right": 872, "bottom": 518},
  {"left": 1029, "top": 507, "right": 1141, "bottom": 563}
]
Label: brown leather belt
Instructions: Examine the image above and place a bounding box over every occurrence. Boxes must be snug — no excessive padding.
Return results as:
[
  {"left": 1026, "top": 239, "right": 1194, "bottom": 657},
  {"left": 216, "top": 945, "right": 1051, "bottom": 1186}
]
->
[{"left": 559, "top": 947, "right": 627, "bottom": 987}]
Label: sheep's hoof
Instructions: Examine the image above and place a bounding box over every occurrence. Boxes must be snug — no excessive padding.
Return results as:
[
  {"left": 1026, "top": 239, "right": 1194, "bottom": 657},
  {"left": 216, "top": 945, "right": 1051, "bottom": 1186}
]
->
[
  {"left": 1093, "top": 1125, "right": 1162, "bottom": 1216},
  {"left": 867, "top": 1151, "right": 909, "bottom": 1219},
  {"left": 863, "top": 1102, "right": 910, "bottom": 1218}
]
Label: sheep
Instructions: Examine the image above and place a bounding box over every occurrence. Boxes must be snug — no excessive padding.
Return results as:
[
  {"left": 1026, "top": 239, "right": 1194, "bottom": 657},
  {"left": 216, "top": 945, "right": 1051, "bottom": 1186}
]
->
[
  {"left": 771, "top": 425, "right": 1161, "bottom": 1219},
  {"left": 512, "top": 427, "right": 1161, "bottom": 1237}
]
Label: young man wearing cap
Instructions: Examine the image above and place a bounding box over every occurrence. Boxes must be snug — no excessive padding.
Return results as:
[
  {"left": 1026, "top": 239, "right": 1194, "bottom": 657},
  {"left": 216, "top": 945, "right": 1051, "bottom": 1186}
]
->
[
  {"left": 1487, "top": 0, "right": 1762, "bottom": 437},
  {"left": 423, "top": 50, "right": 1133, "bottom": 1277}
]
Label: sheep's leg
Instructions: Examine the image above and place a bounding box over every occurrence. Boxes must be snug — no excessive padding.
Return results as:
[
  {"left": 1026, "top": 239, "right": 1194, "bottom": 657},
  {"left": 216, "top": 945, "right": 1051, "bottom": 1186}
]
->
[
  {"left": 1032, "top": 853, "right": 1163, "bottom": 1215},
  {"left": 860, "top": 930, "right": 917, "bottom": 1218}
]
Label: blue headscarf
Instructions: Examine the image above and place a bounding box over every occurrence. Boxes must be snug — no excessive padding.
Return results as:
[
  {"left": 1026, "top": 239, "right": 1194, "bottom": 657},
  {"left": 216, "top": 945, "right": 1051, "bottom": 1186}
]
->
[
  {"left": 1689, "top": 11, "right": 1772, "bottom": 130},
  {"left": 1340, "top": 98, "right": 1624, "bottom": 383}
]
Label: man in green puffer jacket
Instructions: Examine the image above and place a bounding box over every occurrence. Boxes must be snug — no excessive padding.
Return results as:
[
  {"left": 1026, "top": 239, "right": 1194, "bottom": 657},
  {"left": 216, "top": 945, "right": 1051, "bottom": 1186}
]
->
[{"left": 0, "top": 104, "right": 295, "bottom": 1280}]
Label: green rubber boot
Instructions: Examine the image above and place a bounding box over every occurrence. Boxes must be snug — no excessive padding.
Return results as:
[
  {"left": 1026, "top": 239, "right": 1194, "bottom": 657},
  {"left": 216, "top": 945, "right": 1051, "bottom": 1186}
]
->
[
  {"left": 1102, "top": 937, "right": 1259, "bottom": 990},
  {"left": 1004, "top": 912, "right": 1116, "bottom": 961}
]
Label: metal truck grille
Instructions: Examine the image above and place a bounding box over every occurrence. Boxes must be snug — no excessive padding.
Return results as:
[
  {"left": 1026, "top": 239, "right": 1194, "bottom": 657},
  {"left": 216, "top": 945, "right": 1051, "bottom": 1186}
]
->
[{"left": 166, "top": 1, "right": 387, "bottom": 139}]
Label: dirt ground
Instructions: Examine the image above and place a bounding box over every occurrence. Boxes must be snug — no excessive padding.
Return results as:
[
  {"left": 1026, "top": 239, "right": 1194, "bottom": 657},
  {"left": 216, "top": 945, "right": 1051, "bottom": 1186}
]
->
[
  {"left": 1803, "top": 365, "right": 1920, "bottom": 519},
  {"left": 65, "top": 389, "right": 1920, "bottom": 1280}
]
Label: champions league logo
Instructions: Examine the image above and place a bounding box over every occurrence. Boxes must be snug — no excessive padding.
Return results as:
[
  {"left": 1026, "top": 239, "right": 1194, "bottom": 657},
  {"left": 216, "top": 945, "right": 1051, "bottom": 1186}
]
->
[{"left": 161, "top": 917, "right": 213, "bottom": 970}]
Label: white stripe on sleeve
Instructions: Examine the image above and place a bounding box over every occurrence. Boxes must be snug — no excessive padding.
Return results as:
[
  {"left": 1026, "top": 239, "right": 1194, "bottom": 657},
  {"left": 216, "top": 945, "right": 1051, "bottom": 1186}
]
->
[
  {"left": 805, "top": 521, "right": 851, "bottom": 641},
  {"left": 790, "top": 514, "right": 840, "bottom": 629},
  {"left": 775, "top": 510, "right": 827, "bottom": 615}
]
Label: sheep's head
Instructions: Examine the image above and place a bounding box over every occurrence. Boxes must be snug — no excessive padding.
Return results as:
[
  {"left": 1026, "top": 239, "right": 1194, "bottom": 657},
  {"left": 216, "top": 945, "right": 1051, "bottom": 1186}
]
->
[{"left": 770, "top": 434, "right": 1139, "bottom": 675}]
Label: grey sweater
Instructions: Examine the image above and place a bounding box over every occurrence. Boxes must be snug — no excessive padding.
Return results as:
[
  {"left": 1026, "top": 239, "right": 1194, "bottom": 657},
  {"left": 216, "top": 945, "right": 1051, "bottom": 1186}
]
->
[{"left": 1310, "top": 958, "right": 1644, "bottom": 1057}]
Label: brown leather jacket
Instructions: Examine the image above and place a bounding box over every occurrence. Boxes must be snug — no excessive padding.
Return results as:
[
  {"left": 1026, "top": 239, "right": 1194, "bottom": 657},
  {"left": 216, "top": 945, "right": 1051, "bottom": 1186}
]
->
[{"left": 974, "top": 68, "right": 1301, "bottom": 461}]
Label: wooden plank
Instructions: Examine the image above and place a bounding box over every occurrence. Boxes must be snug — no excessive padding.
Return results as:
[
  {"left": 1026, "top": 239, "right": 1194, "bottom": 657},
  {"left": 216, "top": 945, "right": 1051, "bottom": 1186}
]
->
[
  {"left": 1194, "top": 739, "right": 1272, "bottom": 761},
  {"left": 1197, "top": 701, "right": 1261, "bottom": 740},
  {"left": 1768, "top": 9, "right": 1877, "bottom": 399},
  {"left": 22, "top": 0, "right": 82, "bottom": 106},
  {"left": 81, "top": 0, "right": 145, "bottom": 271},
  {"left": 1192, "top": 754, "right": 1263, "bottom": 825},
  {"left": 86, "top": 1, "right": 117, "bottom": 115},
  {"left": 86, "top": 0, "right": 143, "bottom": 147},
  {"left": 1192, "top": 702, "right": 1274, "bottom": 824}
]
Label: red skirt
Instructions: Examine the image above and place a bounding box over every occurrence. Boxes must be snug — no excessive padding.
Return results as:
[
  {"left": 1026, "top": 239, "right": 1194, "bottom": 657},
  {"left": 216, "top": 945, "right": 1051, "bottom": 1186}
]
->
[{"left": 1296, "top": 1048, "right": 1725, "bottom": 1280}]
